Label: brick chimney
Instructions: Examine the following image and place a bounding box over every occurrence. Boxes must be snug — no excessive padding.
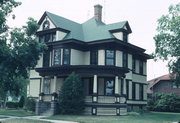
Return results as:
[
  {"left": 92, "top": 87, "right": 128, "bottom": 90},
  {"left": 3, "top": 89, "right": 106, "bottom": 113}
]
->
[{"left": 94, "top": 4, "right": 103, "bottom": 22}]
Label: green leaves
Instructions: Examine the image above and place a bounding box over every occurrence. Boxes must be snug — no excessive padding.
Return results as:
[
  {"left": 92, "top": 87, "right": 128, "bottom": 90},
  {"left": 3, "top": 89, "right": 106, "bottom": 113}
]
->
[
  {"left": 59, "top": 72, "right": 85, "bottom": 114},
  {"left": 154, "top": 3, "right": 180, "bottom": 83}
]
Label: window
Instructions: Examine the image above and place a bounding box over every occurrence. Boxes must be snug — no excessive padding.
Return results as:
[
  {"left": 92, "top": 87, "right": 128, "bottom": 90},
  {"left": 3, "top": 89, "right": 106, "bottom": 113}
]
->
[
  {"left": 123, "top": 33, "right": 128, "bottom": 42},
  {"left": 54, "top": 49, "right": 61, "bottom": 65},
  {"left": 105, "top": 50, "right": 115, "bottom": 66},
  {"left": 139, "top": 60, "right": 143, "bottom": 75},
  {"left": 89, "top": 78, "right": 93, "bottom": 95},
  {"left": 172, "top": 82, "right": 180, "bottom": 88},
  {"left": 63, "top": 48, "right": 70, "bottom": 65},
  {"left": 123, "top": 52, "right": 128, "bottom": 67},
  {"left": 43, "top": 78, "right": 51, "bottom": 94},
  {"left": 44, "top": 34, "right": 51, "bottom": 42},
  {"left": 132, "top": 57, "right": 136, "bottom": 72},
  {"left": 39, "top": 33, "right": 56, "bottom": 43},
  {"left": 132, "top": 82, "right": 136, "bottom": 100},
  {"left": 139, "top": 84, "right": 143, "bottom": 100},
  {"left": 121, "top": 78, "right": 124, "bottom": 95},
  {"left": 126, "top": 80, "right": 129, "bottom": 99},
  {"left": 43, "top": 20, "right": 50, "bottom": 30},
  {"left": 52, "top": 32, "right": 56, "bottom": 41},
  {"left": 43, "top": 50, "right": 50, "bottom": 67},
  {"left": 90, "top": 50, "right": 98, "bottom": 65},
  {"left": 105, "top": 78, "right": 114, "bottom": 95}
]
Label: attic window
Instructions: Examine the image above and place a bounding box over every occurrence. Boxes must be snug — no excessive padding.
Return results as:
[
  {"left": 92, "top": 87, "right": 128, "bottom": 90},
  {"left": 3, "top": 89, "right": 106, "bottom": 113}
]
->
[
  {"left": 123, "top": 32, "right": 128, "bottom": 42},
  {"left": 43, "top": 20, "right": 50, "bottom": 30}
]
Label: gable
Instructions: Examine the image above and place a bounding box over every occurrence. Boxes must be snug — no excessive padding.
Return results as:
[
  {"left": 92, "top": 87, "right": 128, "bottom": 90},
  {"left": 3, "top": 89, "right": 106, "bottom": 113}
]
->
[{"left": 38, "top": 16, "right": 56, "bottom": 31}]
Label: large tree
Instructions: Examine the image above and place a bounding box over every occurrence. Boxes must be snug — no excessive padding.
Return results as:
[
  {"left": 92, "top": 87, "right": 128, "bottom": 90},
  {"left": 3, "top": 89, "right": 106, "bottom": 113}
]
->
[
  {"left": 0, "top": 0, "right": 46, "bottom": 104},
  {"left": 153, "top": 3, "right": 180, "bottom": 85}
]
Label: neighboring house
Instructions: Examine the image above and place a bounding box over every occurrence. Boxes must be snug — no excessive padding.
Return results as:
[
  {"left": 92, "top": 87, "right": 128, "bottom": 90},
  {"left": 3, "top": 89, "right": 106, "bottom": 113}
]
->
[
  {"left": 147, "top": 74, "right": 180, "bottom": 96},
  {"left": 28, "top": 5, "right": 151, "bottom": 116}
]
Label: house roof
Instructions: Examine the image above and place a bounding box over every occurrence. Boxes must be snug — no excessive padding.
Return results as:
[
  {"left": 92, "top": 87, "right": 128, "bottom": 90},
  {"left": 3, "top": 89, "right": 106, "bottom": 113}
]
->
[
  {"left": 147, "top": 74, "right": 175, "bottom": 93},
  {"left": 38, "top": 11, "right": 132, "bottom": 42}
]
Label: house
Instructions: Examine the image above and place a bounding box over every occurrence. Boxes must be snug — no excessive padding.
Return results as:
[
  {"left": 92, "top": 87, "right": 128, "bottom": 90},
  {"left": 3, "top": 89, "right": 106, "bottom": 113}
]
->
[
  {"left": 147, "top": 74, "right": 180, "bottom": 96},
  {"left": 28, "top": 4, "right": 151, "bottom": 116}
]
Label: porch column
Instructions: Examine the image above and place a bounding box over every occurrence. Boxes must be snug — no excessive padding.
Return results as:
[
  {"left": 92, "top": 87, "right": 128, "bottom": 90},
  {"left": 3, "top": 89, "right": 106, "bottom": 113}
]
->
[
  {"left": 115, "top": 76, "right": 119, "bottom": 94},
  {"left": 53, "top": 76, "right": 57, "bottom": 93},
  {"left": 92, "top": 75, "right": 98, "bottom": 103},
  {"left": 40, "top": 77, "right": 44, "bottom": 93},
  {"left": 115, "top": 76, "right": 120, "bottom": 103},
  {"left": 39, "top": 77, "right": 44, "bottom": 101},
  {"left": 123, "top": 78, "right": 126, "bottom": 95}
]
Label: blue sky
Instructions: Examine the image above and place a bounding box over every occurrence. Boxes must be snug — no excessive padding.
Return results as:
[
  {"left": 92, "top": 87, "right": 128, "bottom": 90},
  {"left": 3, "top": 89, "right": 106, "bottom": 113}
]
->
[{"left": 8, "top": 0, "right": 179, "bottom": 80}]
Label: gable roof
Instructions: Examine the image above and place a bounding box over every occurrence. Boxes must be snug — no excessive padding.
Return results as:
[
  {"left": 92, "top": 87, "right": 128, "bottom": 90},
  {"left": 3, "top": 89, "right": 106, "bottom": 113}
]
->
[
  {"left": 38, "top": 11, "right": 132, "bottom": 42},
  {"left": 147, "top": 74, "right": 175, "bottom": 91}
]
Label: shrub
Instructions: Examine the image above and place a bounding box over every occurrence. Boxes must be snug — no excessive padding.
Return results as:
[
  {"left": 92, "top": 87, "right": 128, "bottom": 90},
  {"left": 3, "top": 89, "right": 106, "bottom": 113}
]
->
[
  {"left": 6, "top": 101, "right": 19, "bottom": 108},
  {"left": 25, "top": 97, "right": 36, "bottom": 112},
  {"left": 147, "top": 93, "right": 180, "bottom": 112},
  {"left": 58, "top": 72, "right": 85, "bottom": 114},
  {"left": 19, "top": 96, "right": 25, "bottom": 108}
]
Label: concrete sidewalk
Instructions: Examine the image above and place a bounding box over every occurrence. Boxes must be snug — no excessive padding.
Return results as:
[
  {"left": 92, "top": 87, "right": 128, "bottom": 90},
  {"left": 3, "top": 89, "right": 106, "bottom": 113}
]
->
[{"left": 0, "top": 115, "right": 78, "bottom": 123}]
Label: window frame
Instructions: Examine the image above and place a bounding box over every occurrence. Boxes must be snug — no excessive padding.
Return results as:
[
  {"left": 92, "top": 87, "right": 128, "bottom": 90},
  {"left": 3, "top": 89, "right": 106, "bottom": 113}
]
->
[
  {"left": 139, "top": 60, "right": 144, "bottom": 75},
  {"left": 104, "top": 78, "right": 115, "bottom": 96},
  {"left": 63, "top": 48, "right": 70, "bottom": 65},
  {"left": 132, "top": 57, "right": 136, "bottom": 73},
  {"left": 54, "top": 48, "right": 61, "bottom": 66},
  {"left": 90, "top": 50, "right": 98, "bottom": 65},
  {"left": 123, "top": 52, "right": 128, "bottom": 68},
  {"left": 105, "top": 50, "right": 115, "bottom": 66},
  {"left": 43, "top": 78, "right": 51, "bottom": 94}
]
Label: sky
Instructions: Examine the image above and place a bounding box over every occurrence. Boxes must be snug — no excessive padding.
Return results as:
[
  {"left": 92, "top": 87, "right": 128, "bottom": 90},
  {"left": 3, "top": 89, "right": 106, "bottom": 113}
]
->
[{"left": 7, "top": 0, "right": 179, "bottom": 80}]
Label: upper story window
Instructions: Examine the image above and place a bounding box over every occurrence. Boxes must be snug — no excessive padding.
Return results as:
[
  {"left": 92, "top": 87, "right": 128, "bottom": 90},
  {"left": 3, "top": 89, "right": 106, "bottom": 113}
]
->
[
  {"left": 39, "top": 32, "right": 56, "bottom": 43},
  {"left": 105, "top": 50, "right": 115, "bottom": 66},
  {"left": 43, "top": 49, "right": 50, "bottom": 67},
  {"left": 172, "top": 82, "right": 180, "bottom": 89},
  {"left": 132, "top": 82, "right": 136, "bottom": 100},
  {"left": 105, "top": 78, "right": 115, "bottom": 96},
  {"left": 123, "top": 32, "right": 128, "bottom": 42},
  {"left": 139, "top": 60, "right": 143, "bottom": 75},
  {"left": 54, "top": 49, "right": 61, "bottom": 65},
  {"left": 63, "top": 48, "right": 70, "bottom": 65},
  {"left": 132, "top": 57, "right": 136, "bottom": 72},
  {"left": 123, "top": 52, "right": 128, "bottom": 68},
  {"left": 139, "top": 84, "right": 144, "bottom": 100},
  {"left": 43, "top": 78, "right": 51, "bottom": 94},
  {"left": 90, "top": 50, "right": 98, "bottom": 65},
  {"left": 43, "top": 20, "right": 50, "bottom": 30}
]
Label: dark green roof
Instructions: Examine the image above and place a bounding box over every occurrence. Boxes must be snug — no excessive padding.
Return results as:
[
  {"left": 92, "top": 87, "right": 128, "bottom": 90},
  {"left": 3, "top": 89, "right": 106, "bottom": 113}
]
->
[{"left": 39, "top": 11, "right": 132, "bottom": 42}]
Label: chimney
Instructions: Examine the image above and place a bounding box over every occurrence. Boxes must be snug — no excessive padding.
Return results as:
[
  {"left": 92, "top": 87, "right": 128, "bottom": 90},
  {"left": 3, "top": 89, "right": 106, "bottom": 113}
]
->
[{"left": 94, "top": 4, "right": 103, "bottom": 22}]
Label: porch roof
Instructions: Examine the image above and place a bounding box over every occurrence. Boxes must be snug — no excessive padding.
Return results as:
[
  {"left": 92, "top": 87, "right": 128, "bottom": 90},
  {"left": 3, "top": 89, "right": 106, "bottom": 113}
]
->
[{"left": 35, "top": 65, "right": 129, "bottom": 77}]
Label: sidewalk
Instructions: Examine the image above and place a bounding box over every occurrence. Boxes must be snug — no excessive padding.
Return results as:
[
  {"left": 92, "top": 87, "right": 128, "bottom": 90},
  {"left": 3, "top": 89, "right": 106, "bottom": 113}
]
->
[{"left": 0, "top": 115, "right": 78, "bottom": 123}]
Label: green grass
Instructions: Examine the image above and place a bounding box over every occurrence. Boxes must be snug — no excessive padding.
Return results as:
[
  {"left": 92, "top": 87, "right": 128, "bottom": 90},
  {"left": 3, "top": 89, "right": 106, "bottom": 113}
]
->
[
  {"left": 0, "top": 109, "right": 34, "bottom": 117},
  {"left": 2, "top": 119, "right": 51, "bottom": 123},
  {"left": 46, "top": 112, "right": 180, "bottom": 123}
]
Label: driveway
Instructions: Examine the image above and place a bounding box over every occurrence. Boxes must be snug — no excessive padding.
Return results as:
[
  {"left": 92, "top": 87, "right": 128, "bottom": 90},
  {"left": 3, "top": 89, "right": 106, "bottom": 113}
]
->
[{"left": 0, "top": 115, "right": 78, "bottom": 123}]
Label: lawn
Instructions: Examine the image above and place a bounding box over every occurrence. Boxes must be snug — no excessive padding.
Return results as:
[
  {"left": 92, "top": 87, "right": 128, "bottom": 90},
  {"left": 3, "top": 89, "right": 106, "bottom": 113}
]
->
[
  {"left": 1, "top": 119, "right": 51, "bottom": 123},
  {"left": 0, "top": 109, "right": 34, "bottom": 117},
  {"left": 46, "top": 112, "right": 180, "bottom": 123}
]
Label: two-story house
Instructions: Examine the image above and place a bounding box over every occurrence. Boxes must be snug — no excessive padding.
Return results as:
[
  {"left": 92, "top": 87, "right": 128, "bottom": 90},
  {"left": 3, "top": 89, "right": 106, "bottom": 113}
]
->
[{"left": 28, "top": 5, "right": 151, "bottom": 116}]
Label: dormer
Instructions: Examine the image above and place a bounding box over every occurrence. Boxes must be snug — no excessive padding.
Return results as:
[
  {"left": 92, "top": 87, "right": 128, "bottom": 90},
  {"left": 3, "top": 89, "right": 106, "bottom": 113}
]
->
[
  {"left": 109, "top": 21, "right": 132, "bottom": 42},
  {"left": 37, "top": 12, "right": 69, "bottom": 42}
]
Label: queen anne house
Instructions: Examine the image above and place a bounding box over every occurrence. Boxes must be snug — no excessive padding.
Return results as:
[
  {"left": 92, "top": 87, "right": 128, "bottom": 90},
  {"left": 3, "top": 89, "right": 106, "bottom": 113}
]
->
[{"left": 28, "top": 5, "right": 151, "bottom": 116}]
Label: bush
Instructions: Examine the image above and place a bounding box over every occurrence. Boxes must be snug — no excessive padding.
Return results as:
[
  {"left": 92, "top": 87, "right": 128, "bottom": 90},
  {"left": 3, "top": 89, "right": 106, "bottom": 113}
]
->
[
  {"left": 58, "top": 72, "right": 85, "bottom": 114},
  {"left": 6, "top": 101, "right": 19, "bottom": 108},
  {"left": 19, "top": 96, "right": 25, "bottom": 108},
  {"left": 25, "top": 97, "right": 36, "bottom": 112},
  {"left": 147, "top": 93, "right": 180, "bottom": 112}
]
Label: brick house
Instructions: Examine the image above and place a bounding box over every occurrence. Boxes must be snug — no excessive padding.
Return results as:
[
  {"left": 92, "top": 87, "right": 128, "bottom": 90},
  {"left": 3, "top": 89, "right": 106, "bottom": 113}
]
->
[
  {"left": 28, "top": 5, "right": 151, "bottom": 115},
  {"left": 147, "top": 74, "right": 180, "bottom": 96}
]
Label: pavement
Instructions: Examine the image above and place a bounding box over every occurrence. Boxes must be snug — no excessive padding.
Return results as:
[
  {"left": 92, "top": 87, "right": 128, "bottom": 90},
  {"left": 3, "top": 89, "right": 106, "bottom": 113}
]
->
[{"left": 0, "top": 115, "right": 78, "bottom": 123}]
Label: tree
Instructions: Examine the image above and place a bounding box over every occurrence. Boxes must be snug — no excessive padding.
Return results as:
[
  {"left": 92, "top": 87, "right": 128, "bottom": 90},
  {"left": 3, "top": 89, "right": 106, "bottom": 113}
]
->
[
  {"left": 153, "top": 3, "right": 180, "bottom": 85},
  {"left": 0, "top": 0, "right": 46, "bottom": 106},
  {"left": 59, "top": 72, "right": 85, "bottom": 114}
]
